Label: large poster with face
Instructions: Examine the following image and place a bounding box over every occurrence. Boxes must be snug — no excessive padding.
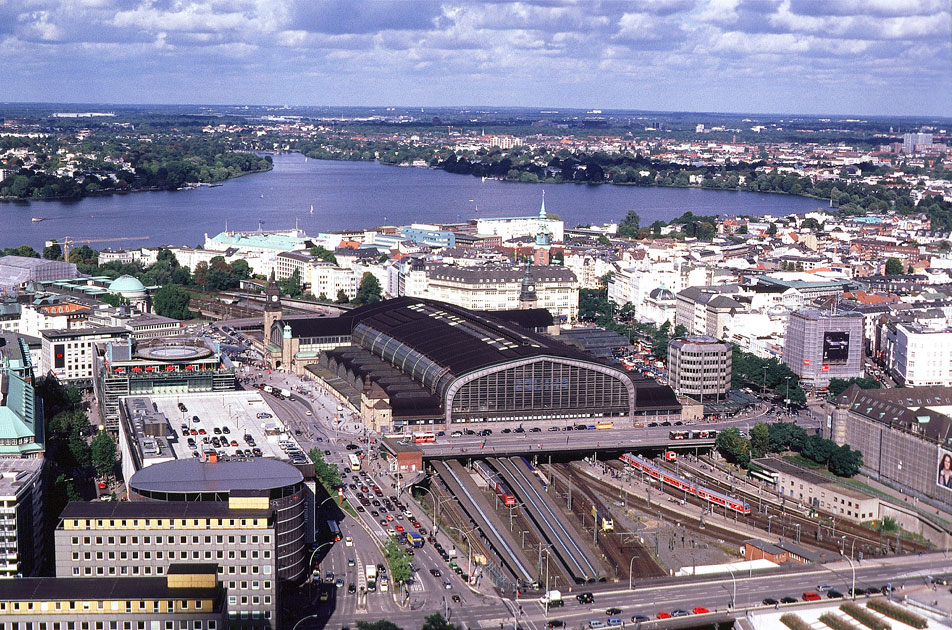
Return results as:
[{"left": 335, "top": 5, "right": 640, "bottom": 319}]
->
[
  {"left": 823, "top": 331, "right": 850, "bottom": 364},
  {"left": 938, "top": 447, "right": 952, "bottom": 491}
]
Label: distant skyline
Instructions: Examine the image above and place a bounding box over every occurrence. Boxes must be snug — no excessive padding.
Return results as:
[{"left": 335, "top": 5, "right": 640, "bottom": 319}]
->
[{"left": 1, "top": 1, "right": 950, "bottom": 118}]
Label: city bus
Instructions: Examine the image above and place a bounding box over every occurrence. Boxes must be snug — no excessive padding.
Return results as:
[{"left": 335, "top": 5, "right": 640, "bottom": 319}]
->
[
  {"left": 348, "top": 453, "right": 361, "bottom": 472},
  {"left": 326, "top": 520, "right": 341, "bottom": 542},
  {"left": 412, "top": 431, "right": 436, "bottom": 443}
]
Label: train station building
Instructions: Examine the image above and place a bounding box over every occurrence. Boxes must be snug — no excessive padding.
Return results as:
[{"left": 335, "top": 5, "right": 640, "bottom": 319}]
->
[{"left": 293, "top": 297, "right": 680, "bottom": 432}]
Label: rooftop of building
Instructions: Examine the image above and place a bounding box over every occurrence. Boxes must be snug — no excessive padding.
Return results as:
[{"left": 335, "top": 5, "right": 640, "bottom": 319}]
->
[
  {"left": 751, "top": 457, "right": 871, "bottom": 500},
  {"left": 208, "top": 230, "right": 310, "bottom": 251},
  {"left": 833, "top": 384, "right": 952, "bottom": 447},
  {"left": 41, "top": 326, "right": 128, "bottom": 340},
  {"left": 0, "top": 567, "right": 224, "bottom": 602},
  {"left": 0, "top": 458, "right": 43, "bottom": 497},
  {"left": 129, "top": 457, "right": 303, "bottom": 495},
  {"left": 670, "top": 335, "right": 731, "bottom": 347},
  {"left": 58, "top": 500, "right": 270, "bottom": 523},
  {"left": 427, "top": 263, "right": 577, "bottom": 283},
  {"left": 121, "top": 391, "right": 299, "bottom": 467},
  {"left": 789, "top": 308, "right": 864, "bottom": 321}
]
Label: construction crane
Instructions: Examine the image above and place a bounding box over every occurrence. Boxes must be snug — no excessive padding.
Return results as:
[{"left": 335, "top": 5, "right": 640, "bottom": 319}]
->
[{"left": 45, "top": 236, "right": 150, "bottom": 262}]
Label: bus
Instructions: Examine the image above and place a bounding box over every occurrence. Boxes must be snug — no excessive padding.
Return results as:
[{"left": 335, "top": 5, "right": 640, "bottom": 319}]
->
[
  {"left": 348, "top": 453, "right": 361, "bottom": 471},
  {"left": 595, "top": 422, "right": 614, "bottom": 430},
  {"left": 412, "top": 431, "right": 436, "bottom": 443},
  {"left": 669, "top": 430, "right": 690, "bottom": 440},
  {"left": 327, "top": 520, "right": 341, "bottom": 542}
]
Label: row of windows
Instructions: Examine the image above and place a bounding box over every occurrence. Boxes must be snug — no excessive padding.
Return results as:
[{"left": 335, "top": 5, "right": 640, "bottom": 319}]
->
[
  {"left": 0, "top": 621, "right": 217, "bottom": 630},
  {"left": 71, "top": 549, "right": 270, "bottom": 563},
  {"left": 67, "top": 521, "right": 267, "bottom": 532},
  {"left": 69, "top": 534, "right": 269, "bottom": 545},
  {"left": 72, "top": 564, "right": 272, "bottom": 577},
  {"left": 0, "top": 600, "right": 207, "bottom": 613}
]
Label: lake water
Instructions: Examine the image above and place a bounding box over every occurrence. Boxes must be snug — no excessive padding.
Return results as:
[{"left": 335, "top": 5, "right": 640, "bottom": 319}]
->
[{"left": 1, "top": 153, "right": 826, "bottom": 250}]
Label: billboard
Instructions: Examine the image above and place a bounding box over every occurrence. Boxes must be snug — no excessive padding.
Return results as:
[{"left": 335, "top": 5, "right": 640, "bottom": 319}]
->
[
  {"left": 822, "top": 331, "right": 850, "bottom": 364},
  {"left": 939, "top": 447, "right": 952, "bottom": 491}
]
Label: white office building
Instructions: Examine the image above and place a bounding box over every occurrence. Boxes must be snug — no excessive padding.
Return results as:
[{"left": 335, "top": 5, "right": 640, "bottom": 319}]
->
[{"left": 885, "top": 322, "right": 952, "bottom": 387}]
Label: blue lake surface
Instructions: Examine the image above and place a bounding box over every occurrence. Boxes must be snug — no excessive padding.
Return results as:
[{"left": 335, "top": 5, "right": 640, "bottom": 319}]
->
[{"left": 2, "top": 153, "right": 826, "bottom": 250}]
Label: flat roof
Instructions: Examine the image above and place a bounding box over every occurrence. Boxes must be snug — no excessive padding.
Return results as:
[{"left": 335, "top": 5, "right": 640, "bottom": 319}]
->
[
  {"left": 0, "top": 574, "right": 223, "bottom": 602},
  {"left": 753, "top": 458, "right": 871, "bottom": 500},
  {"left": 123, "top": 391, "right": 301, "bottom": 466},
  {"left": 130, "top": 458, "right": 303, "bottom": 495},
  {"left": 60, "top": 501, "right": 270, "bottom": 521}
]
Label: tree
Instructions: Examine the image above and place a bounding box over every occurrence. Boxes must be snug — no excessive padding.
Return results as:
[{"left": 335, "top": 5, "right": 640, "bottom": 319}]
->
[
  {"left": 91, "top": 430, "right": 116, "bottom": 477},
  {"left": 356, "top": 623, "right": 403, "bottom": 630},
  {"left": 800, "top": 434, "right": 836, "bottom": 465},
  {"left": 68, "top": 435, "right": 92, "bottom": 470},
  {"left": 310, "top": 245, "right": 338, "bottom": 265},
  {"left": 767, "top": 222, "right": 778, "bottom": 236},
  {"left": 884, "top": 257, "right": 903, "bottom": 275},
  {"left": 827, "top": 377, "right": 881, "bottom": 398},
  {"left": 828, "top": 444, "right": 863, "bottom": 477},
  {"left": 43, "top": 243, "right": 63, "bottom": 260},
  {"left": 152, "top": 284, "right": 191, "bottom": 320},
  {"left": 384, "top": 537, "right": 412, "bottom": 586},
  {"left": 597, "top": 234, "right": 611, "bottom": 246},
  {"left": 422, "top": 613, "right": 462, "bottom": 630},
  {"left": 750, "top": 422, "right": 770, "bottom": 458},
  {"left": 715, "top": 427, "right": 751, "bottom": 468},
  {"left": 617, "top": 210, "right": 641, "bottom": 239},
  {"left": 767, "top": 422, "right": 807, "bottom": 453},
  {"left": 336, "top": 290, "right": 350, "bottom": 304},
  {"left": 355, "top": 272, "right": 382, "bottom": 305},
  {"left": 277, "top": 270, "right": 304, "bottom": 298},
  {"left": 308, "top": 448, "right": 342, "bottom": 494}
]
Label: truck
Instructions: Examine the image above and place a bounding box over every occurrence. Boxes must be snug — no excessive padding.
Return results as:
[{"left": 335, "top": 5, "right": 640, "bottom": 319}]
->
[
  {"left": 540, "top": 590, "right": 563, "bottom": 607},
  {"left": 280, "top": 388, "right": 292, "bottom": 399},
  {"left": 263, "top": 385, "right": 273, "bottom": 394},
  {"left": 405, "top": 532, "right": 424, "bottom": 548},
  {"left": 365, "top": 565, "right": 377, "bottom": 591},
  {"left": 379, "top": 576, "right": 389, "bottom": 592}
]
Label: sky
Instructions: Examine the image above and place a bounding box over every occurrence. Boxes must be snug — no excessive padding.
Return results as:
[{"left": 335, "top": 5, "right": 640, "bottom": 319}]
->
[{"left": 1, "top": 0, "right": 950, "bottom": 117}]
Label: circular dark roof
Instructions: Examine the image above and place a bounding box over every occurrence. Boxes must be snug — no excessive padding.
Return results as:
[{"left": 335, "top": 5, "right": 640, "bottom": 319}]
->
[
  {"left": 130, "top": 458, "right": 303, "bottom": 495},
  {"left": 135, "top": 343, "right": 212, "bottom": 361}
]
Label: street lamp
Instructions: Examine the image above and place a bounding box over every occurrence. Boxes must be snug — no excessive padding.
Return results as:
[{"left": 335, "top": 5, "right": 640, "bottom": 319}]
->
[
  {"left": 762, "top": 366, "right": 768, "bottom": 396},
  {"left": 842, "top": 552, "right": 856, "bottom": 600},
  {"left": 449, "top": 525, "right": 477, "bottom": 578},
  {"left": 726, "top": 565, "right": 738, "bottom": 608},
  {"left": 291, "top": 614, "right": 324, "bottom": 630},
  {"left": 628, "top": 554, "right": 641, "bottom": 591},
  {"left": 307, "top": 540, "right": 335, "bottom": 579}
]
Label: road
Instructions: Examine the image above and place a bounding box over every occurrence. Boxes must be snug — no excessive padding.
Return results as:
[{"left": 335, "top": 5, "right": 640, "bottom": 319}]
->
[
  {"left": 301, "top": 552, "right": 952, "bottom": 629},
  {"left": 235, "top": 361, "right": 481, "bottom": 629}
]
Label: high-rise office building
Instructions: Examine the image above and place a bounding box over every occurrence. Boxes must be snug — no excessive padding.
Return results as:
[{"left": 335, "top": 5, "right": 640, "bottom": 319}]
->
[{"left": 783, "top": 309, "right": 864, "bottom": 389}]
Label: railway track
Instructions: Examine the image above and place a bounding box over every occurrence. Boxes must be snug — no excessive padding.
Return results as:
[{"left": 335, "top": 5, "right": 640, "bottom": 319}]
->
[
  {"left": 545, "top": 462, "right": 666, "bottom": 581},
  {"left": 491, "top": 457, "right": 602, "bottom": 583}
]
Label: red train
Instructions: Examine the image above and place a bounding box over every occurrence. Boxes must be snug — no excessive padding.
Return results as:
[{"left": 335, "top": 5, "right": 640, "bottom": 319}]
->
[
  {"left": 619, "top": 453, "right": 750, "bottom": 514},
  {"left": 473, "top": 461, "right": 517, "bottom": 506}
]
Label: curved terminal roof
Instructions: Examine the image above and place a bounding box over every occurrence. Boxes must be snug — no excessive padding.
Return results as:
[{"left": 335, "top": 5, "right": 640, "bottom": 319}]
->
[
  {"left": 108, "top": 274, "right": 147, "bottom": 296},
  {"left": 130, "top": 458, "right": 303, "bottom": 495},
  {"left": 349, "top": 297, "right": 599, "bottom": 380}
]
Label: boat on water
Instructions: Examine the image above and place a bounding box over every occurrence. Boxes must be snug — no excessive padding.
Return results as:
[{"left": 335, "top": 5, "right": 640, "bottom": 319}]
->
[
  {"left": 309, "top": 204, "right": 314, "bottom": 215},
  {"left": 31, "top": 217, "right": 44, "bottom": 223}
]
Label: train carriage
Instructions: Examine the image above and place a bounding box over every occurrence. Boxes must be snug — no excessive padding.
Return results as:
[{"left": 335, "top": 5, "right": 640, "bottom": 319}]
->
[
  {"left": 619, "top": 453, "right": 750, "bottom": 514},
  {"left": 473, "top": 460, "right": 517, "bottom": 506}
]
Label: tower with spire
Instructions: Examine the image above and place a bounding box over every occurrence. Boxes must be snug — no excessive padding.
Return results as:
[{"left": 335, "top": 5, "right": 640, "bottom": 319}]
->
[
  {"left": 263, "top": 269, "right": 283, "bottom": 343},
  {"left": 518, "top": 262, "right": 538, "bottom": 310},
  {"left": 533, "top": 190, "right": 551, "bottom": 265}
]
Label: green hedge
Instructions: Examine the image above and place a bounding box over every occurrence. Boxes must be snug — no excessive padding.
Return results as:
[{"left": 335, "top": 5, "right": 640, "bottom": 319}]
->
[
  {"left": 781, "top": 614, "right": 812, "bottom": 630},
  {"left": 819, "top": 612, "right": 863, "bottom": 630},
  {"left": 867, "top": 600, "right": 927, "bottom": 629},
  {"left": 840, "top": 602, "right": 891, "bottom": 630}
]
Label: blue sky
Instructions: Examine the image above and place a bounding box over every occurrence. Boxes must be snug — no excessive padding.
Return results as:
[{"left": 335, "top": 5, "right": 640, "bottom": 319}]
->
[{"left": 1, "top": 0, "right": 949, "bottom": 116}]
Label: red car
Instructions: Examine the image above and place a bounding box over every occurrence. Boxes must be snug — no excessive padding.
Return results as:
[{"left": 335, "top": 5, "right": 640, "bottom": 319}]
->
[
  {"left": 692, "top": 607, "right": 709, "bottom": 615},
  {"left": 802, "top": 592, "right": 821, "bottom": 602},
  {"left": 657, "top": 612, "right": 671, "bottom": 619},
  {"left": 395, "top": 525, "right": 404, "bottom": 532},
  {"left": 230, "top": 440, "right": 239, "bottom": 447},
  {"left": 412, "top": 521, "right": 421, "bottom": 528},
  {"left": 198, "top": 428, "right": 206, "bottom": 435}
]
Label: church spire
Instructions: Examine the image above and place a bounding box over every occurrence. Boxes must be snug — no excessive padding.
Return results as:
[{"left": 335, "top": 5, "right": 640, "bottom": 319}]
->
[{"left": 539, "top": 189, "right": 546, "bottom": 219}]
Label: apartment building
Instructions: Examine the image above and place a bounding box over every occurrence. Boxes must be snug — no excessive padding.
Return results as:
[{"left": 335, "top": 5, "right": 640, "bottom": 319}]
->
[
  {"left": 56, "top": 501, "right": 278, "bottom": 629},
  {"left": 0, "top": 564, "right": 226, "bottom": 630},
  {"left": 0, "top": 458, "right": 46, "bottom": 578},
  {"left": 884, "top": 321, "right": 952, "bottom": 387},
  {"left": 41, "top": 327, "right": 129, "bottom": 386}
]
